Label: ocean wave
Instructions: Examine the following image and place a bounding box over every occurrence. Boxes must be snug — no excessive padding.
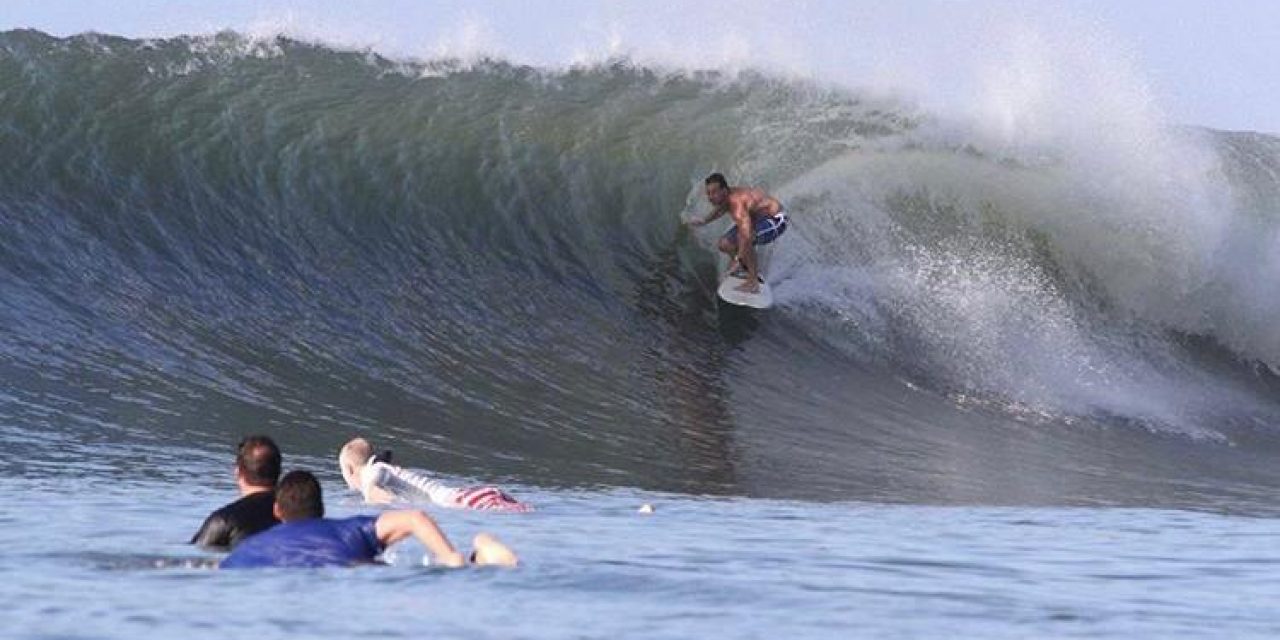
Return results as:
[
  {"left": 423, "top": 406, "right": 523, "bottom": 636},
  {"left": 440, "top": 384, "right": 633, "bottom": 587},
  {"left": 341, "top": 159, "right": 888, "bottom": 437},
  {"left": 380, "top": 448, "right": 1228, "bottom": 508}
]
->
[{"left": 2, "top": 30, "right": 1279, "bottom": 485}]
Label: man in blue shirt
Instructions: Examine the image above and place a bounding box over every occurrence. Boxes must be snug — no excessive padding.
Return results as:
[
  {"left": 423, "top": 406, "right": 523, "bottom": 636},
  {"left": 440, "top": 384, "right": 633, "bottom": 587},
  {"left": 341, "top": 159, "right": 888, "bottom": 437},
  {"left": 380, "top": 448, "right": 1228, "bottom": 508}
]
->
[{"left": 221, "top": 470, "right": 518, "bottom": 569}]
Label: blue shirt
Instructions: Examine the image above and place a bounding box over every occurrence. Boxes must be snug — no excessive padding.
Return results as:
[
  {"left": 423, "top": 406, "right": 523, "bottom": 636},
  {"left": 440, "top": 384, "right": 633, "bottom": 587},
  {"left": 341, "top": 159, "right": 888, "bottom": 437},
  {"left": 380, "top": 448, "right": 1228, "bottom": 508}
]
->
[{"left": 220, "top": 516, "right": 383, "bottom": 569}]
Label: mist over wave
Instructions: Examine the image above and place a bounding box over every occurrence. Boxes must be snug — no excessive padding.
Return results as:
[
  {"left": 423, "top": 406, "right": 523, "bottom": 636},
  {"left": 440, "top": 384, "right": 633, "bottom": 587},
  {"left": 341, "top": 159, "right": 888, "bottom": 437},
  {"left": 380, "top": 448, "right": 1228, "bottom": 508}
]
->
[{"left": 2, "top": 29, "right": 1279, "bottom": 504}]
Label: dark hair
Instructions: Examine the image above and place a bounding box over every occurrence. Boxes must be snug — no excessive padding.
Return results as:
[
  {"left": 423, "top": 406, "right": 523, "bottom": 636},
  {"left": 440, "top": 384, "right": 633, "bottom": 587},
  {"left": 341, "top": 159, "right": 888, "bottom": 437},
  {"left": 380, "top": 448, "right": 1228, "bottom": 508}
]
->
[
  {"left": 705, "top": 172, "right": 729, "bottom": 190},
  {"left": 236, "top": 435, "right": 282, "bottom": 487},
  {"left": 274, "top": 470, "right": 324, "bottom": 521}
]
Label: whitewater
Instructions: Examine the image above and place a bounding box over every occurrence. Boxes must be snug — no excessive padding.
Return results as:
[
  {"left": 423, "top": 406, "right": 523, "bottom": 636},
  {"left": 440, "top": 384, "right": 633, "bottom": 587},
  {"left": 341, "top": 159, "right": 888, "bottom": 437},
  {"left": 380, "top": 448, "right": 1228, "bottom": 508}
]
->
[{"left": 2, "top": 25, "right": 1279, "bottom": 638}]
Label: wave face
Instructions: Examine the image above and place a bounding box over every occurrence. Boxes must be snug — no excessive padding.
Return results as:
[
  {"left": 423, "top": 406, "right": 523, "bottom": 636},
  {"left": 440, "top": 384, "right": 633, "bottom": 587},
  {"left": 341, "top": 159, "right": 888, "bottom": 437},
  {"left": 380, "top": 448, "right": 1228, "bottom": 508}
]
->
[{"left": 3, "top": 31, "right": 1280, "bottom": 506}]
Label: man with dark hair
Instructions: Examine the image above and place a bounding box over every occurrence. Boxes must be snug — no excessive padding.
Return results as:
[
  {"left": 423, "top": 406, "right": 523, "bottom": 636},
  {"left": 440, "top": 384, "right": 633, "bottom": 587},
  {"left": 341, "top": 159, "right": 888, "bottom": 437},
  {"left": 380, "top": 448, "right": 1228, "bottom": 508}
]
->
[
  {"left": 190, "top": 435, "right": 282, "bottom": 549},
  {"left": 686, "top": 172, "right": 788, "bottom": 293},
  {"left": 221, "top": 470, "right": 518, "bottom": 569}
]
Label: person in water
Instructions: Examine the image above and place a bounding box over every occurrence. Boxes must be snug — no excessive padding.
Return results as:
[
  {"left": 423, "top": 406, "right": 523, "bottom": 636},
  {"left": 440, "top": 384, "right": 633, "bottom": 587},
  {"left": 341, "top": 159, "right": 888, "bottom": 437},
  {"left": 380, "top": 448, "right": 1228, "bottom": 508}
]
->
[
  {"left": 686, "top": 172, "right": 788, "bottom": 293},
  {"left": 191, "top": 435, "right": 282, "bottom": 549},
  {"left": 338, "top": 437, "right": 531, "bottom": 512},
  {"left": 221, "top": 470, "right": 518, "bottom": 569}
]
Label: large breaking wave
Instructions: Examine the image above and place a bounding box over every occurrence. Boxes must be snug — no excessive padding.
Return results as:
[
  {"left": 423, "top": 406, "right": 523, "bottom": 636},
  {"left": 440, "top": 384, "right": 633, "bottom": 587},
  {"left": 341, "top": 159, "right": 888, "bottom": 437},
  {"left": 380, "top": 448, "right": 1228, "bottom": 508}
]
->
[{"left": 2, "top": 30, "right": 1279, "bottom": 501}]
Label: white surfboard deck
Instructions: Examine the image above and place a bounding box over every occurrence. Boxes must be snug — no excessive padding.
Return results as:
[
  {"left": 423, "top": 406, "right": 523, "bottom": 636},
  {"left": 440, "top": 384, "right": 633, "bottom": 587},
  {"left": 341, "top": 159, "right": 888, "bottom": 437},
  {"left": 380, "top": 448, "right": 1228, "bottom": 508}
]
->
[{"left": 717, "top": 272, "right": 773, "bottom": 309}]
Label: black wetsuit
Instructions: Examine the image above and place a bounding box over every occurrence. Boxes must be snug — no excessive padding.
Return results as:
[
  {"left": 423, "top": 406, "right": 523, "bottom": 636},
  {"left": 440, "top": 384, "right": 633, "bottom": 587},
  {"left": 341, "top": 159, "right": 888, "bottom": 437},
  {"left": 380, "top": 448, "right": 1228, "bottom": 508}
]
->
[{"left": 190, "top": 491, "right": 279, "bottom": 549}]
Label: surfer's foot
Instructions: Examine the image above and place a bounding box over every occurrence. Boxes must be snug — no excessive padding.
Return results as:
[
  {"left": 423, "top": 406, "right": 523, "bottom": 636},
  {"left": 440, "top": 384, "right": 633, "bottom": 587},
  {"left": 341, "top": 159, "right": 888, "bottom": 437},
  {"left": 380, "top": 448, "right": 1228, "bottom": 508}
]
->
[
  {"left": 735, "top": 280, "right": 760, "bottom": 293},
  {"left": 729, "top": 266, "right": 749, "bottom": 278}
]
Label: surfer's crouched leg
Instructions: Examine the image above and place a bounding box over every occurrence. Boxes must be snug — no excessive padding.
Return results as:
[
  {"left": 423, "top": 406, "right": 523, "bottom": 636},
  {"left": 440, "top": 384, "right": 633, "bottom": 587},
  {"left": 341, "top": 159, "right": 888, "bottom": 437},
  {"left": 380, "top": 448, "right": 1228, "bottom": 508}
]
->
[
  {"left": 722, "top": 213, "right": 786, "bottom": 281},
  {"left": 719, "top": 212, "right": 787, "bottom": 252}
]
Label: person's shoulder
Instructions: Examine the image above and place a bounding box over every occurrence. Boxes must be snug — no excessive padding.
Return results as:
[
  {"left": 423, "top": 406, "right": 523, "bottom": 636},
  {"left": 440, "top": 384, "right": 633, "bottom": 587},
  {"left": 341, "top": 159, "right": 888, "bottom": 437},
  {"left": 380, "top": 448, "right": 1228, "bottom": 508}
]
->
[
  {"left": 297, "top": 515, "right": 375, "bottom": 535},
  {"left": 333, "top": 514, "right": 381, "bottom": 540},
  {"left": 191, "top": 508, "right": 231, "bottom": 546},
  {"left": 218, "top": 491, "right": 274, "bottom": 517},
  {"left": 231, "top": 518, "right": 295, "bottom": 549},
  {"left": 333, "top": 514, "right": 380, "bottom": 527},
  {"left": 207, "top": 496, "right": 243, "bottom": 516},
  {"left": 199, "top": 496, "right": 242, "bottom": 527},
  {"left": 726, "top": 188, "right": 754, "bottom": 209},
  {"left": 196, "top": 492, "right": 277, "bottom": 546},
  {"left": 239, "top": 490, "right": 276, "bottom": 504},
  {"left": 362, "top": 461, "right": 393, "bottom": 487},
  {"left": 219, "top": 524, "right": 285, "bottom": 568},
  {"left": 202, "top": 501, "right": 234, "bottom": 521}
]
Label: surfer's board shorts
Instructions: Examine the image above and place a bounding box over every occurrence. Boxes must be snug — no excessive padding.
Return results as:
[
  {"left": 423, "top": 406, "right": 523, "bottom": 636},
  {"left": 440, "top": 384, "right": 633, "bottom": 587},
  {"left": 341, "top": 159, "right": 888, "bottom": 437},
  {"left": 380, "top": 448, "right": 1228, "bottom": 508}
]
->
[{"left": 721, "top": 211, "right": 788, "bottom": 247}]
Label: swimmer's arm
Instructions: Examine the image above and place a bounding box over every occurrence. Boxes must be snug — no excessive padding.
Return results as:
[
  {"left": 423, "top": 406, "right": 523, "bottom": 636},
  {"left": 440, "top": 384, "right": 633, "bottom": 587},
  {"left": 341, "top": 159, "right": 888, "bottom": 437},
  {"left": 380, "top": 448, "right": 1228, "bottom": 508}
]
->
[{"left": 375, "top": 510, "right": 466, "bottom": 568}]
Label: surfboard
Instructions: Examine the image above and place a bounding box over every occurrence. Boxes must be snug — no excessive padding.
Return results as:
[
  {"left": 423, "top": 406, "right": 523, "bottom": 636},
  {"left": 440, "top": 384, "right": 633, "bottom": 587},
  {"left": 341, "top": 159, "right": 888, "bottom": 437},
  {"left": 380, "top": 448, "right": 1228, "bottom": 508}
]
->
[{"left": 717, "top": 272, "right": 773, "bottom": 309}]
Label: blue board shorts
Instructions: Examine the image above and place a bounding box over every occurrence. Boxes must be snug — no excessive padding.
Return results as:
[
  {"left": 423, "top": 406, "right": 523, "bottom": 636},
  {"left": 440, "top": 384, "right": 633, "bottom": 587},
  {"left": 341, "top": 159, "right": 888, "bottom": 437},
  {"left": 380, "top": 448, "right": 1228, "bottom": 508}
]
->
[{"left": 721, "top": 211, "right": 788, "bottom": 248}]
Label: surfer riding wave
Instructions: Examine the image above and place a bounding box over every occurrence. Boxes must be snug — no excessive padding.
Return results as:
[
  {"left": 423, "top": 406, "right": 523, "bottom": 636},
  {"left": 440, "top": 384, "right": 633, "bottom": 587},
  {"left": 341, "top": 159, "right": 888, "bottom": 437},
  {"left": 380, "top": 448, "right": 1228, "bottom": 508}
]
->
[{"left": 686, "top": 173, "right": 788, "bottom": 293}]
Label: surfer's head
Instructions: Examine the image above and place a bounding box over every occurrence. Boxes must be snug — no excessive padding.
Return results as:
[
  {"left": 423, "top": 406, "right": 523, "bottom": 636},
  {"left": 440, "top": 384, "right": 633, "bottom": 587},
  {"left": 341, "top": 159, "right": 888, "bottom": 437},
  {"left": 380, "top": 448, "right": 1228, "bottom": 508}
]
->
[
  {"left": 705, "top": 172, "right": 730, "bottom": 206},
  {"left": 273, "top": 470, "right": 324, "bottom": 521},
  {"left": 338, "top": 437, "right": 374, "bottom": 490},
  {"left": 235, "top": 435, "right": 282, "bottom": 490}
]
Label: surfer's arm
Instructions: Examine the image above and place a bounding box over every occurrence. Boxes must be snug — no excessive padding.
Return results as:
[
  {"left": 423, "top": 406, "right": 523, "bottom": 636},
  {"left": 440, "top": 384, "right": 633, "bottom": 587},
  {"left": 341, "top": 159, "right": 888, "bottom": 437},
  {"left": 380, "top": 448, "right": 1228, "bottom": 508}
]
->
[{"left": 375, "top": 510, "right": 466, "bottom": 568}]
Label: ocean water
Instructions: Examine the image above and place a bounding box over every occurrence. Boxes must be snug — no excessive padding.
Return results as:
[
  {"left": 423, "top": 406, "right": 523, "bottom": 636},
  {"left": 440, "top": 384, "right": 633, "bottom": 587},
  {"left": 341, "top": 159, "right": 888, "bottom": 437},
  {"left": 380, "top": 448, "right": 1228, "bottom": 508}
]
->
[
  {"left": 4, "top": 466, "right": 1279, "bottom": 639},
  {"left": 2, "top": 28, "right": 1280, "bottom": 638}
]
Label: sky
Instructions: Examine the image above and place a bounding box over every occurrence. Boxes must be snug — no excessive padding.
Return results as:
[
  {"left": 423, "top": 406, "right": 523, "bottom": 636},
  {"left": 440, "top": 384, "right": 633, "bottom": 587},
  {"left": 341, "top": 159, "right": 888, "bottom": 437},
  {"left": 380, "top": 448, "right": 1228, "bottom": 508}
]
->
[{"left": 3, "top": 0, "right": 1277, "bottom": 135}]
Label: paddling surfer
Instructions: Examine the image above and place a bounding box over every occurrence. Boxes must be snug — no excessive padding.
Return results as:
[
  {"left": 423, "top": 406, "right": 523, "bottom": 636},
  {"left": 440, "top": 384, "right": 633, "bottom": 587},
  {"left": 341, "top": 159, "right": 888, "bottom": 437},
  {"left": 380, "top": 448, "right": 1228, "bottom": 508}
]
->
[
  {"left": 686, "top": 173, "right": 788, "bottom": 293},
  {"left": 339, "top": 437, "right": 531, "bottom": 512}
]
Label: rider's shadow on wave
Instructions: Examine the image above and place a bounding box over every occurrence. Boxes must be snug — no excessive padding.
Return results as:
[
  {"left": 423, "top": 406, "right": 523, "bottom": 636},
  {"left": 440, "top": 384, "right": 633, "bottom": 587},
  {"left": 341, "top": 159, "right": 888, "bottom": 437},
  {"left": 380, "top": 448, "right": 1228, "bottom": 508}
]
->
[
  {"left": 714, "top": 299, "right": 762, "bottom": 345},
  {"left": 632, "top": 225, "right": 764, "bottom": 348},
  {"left": 623, "top": 234, "right": 770, "bottom": 492}
]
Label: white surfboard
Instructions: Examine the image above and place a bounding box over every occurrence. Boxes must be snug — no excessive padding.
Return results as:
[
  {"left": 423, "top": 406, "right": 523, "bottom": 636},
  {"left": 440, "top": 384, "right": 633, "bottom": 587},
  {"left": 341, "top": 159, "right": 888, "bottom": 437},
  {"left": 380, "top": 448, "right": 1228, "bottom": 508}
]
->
[{"left": 718, "top": 272, "right": 773, "bottom": 309}]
